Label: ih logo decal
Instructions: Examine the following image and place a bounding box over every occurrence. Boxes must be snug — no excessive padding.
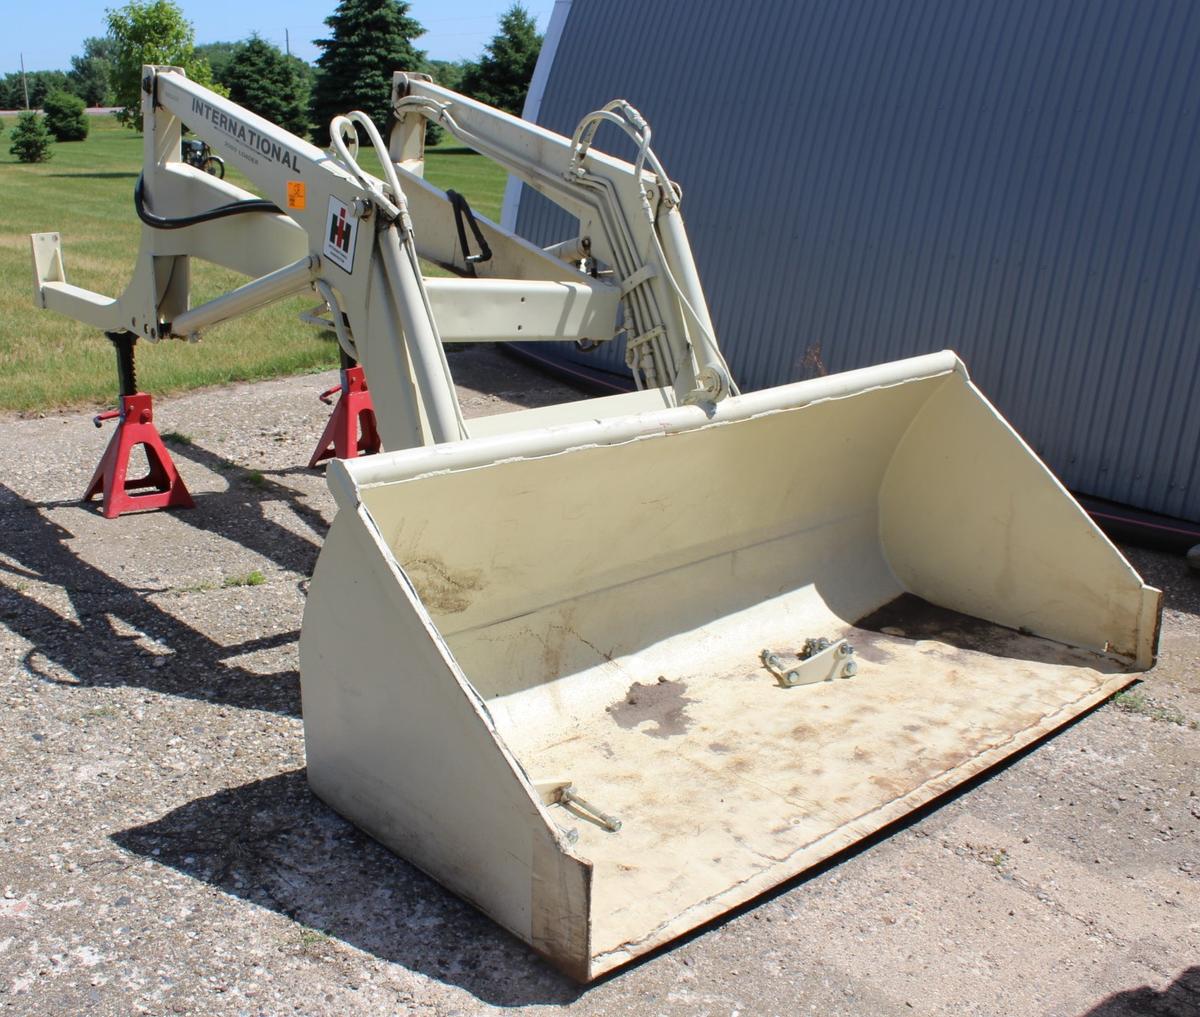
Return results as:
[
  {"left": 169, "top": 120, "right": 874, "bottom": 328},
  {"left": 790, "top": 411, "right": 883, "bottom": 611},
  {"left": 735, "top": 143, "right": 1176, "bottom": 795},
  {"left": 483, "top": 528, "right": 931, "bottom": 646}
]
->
[{"left": 324, "top": 196, "right": 358, "bottom": 272}]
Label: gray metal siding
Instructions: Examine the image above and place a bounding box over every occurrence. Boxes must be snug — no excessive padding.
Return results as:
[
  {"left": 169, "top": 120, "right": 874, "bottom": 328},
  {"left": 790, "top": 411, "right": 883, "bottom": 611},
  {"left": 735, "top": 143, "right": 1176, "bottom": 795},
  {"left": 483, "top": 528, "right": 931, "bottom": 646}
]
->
[{"left": 514, "top": 0, "right": 1200, "bottom": 521}]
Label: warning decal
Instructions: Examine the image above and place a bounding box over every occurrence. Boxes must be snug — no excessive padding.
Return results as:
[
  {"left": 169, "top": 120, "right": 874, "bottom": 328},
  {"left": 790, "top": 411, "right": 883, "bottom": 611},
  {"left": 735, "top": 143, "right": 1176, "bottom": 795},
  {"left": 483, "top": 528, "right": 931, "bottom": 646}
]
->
[
  {"left": 286, "top": 181, "right": 306, "bottom": 210},
  {"left": 324, "top": 196, "right": 358, "bottom": 272}
]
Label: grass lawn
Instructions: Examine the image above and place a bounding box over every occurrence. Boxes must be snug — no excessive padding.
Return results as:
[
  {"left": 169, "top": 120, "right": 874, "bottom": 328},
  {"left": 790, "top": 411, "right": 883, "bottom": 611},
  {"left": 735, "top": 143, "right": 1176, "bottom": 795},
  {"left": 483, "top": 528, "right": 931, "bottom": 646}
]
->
[{"left": 0, "top": 115, "right": 507, "bottom": 413}]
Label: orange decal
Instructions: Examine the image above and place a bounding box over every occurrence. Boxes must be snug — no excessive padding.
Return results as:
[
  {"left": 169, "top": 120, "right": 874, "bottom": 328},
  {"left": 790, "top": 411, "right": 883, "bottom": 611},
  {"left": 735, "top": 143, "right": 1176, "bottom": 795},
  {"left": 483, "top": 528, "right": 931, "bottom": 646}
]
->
[{"left": 287, "top": 181, "right": 306, "bottom": 211}]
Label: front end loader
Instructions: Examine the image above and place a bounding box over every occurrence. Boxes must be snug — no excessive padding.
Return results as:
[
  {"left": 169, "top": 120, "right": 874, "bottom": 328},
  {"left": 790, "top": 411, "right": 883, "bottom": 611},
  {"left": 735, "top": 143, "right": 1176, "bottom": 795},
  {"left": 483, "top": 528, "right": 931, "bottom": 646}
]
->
[{"left": 30, "top": 67, "right": 1160, "bottom": 981}]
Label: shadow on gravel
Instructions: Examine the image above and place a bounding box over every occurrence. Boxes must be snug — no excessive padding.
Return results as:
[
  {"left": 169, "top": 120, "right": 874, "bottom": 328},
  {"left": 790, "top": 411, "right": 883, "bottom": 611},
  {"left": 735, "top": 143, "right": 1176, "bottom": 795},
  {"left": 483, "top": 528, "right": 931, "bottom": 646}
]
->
[
  {"left": 112, "top": 768, "right": 587, "bottom": 1008},
  {"left": 1079, "top": 966, "right": 1199, "bottom": 1016},
  {"left": 0, "top": 483, "right": 300, "bottom": 717},
  {"left": 165, "top": 440, "right": 330, "bottom": 578}
]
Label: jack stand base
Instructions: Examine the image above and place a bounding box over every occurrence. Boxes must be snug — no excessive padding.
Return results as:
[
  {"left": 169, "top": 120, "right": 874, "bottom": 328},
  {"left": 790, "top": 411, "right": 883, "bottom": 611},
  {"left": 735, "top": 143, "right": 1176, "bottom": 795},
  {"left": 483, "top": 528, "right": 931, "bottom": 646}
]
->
[
  {"left": 308, "top": 365, "right": 381, "bottom": 468},
  {"left": 83, "top": 393, "right": 195, "bottom": 519}
]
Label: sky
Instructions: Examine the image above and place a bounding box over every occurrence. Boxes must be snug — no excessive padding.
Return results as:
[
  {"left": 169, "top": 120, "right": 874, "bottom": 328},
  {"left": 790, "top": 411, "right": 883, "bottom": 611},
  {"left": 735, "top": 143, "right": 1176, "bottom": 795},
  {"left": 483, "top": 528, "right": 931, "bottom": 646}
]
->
[{"left": 2, "top": 0, "right": 554, "bottom": 74}]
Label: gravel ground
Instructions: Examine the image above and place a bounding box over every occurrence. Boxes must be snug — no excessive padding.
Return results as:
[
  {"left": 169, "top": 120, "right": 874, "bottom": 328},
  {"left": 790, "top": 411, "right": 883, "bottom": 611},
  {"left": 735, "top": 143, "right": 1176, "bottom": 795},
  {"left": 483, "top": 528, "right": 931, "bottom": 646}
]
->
[{"left": 0, "top": 347, "right": 1196, "bottom": 1016}]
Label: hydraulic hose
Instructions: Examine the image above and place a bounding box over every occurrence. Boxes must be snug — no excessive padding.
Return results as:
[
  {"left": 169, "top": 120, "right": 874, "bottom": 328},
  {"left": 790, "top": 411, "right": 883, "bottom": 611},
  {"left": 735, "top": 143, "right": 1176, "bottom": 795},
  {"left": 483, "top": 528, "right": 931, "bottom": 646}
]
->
[{"left": 133, "top": 174, "right": 281, "bottom": 230}]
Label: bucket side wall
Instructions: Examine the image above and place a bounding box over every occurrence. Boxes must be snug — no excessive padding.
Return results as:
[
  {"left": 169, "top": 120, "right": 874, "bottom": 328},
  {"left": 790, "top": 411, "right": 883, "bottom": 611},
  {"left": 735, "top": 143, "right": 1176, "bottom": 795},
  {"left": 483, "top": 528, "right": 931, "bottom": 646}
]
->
[
  {"left": 879, "top": 374, "right": 1160, "bottom": 665},
  {"left": 299, "top": 505, "right": 593, "bottom": 978}
]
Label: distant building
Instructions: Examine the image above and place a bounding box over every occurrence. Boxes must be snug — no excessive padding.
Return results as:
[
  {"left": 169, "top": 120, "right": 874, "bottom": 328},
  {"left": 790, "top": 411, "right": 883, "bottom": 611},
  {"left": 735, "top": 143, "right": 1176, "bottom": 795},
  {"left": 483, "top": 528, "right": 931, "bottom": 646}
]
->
[{"left": 506, "top": 0, "right": 1200, "bottom": 523}]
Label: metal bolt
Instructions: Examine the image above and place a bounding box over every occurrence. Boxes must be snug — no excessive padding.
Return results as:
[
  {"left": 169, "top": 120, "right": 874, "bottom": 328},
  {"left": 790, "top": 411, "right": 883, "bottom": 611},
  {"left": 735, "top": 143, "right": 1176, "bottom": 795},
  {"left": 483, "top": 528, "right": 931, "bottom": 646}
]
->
[
  {"left": 842, "top": 661, "right": 858, "bottom": 678},
  {"left": 837, "top": 643, "right": 854, "bottom": 657},
  {"left": 561, "top": 787, "right": 622, "bottom": 832}
]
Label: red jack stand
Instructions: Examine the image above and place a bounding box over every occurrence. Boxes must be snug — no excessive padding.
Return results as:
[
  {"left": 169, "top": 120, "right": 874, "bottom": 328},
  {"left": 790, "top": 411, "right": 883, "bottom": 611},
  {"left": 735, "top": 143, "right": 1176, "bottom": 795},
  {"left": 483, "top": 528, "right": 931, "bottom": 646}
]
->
[
  {"left": 308, "top": 358, "right": 381, "bottom": 468},
  {"left": 83, "top": 331, "right": 194, "bottom": 519}
]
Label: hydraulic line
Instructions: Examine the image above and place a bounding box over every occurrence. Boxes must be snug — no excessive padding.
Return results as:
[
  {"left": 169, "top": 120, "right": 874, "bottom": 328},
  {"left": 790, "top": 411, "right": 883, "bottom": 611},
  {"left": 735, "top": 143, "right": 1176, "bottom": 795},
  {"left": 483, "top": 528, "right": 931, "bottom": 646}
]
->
[{"left": 133, "top": 174, "right": 281, "bottom": 230}]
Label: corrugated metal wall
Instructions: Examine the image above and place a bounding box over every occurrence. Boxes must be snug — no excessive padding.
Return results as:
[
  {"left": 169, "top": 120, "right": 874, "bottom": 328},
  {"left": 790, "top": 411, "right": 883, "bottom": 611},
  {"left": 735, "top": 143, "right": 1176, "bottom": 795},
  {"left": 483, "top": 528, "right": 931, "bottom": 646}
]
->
[{"left": 512, "top": 0, "right": 1200, "bottom": 521}]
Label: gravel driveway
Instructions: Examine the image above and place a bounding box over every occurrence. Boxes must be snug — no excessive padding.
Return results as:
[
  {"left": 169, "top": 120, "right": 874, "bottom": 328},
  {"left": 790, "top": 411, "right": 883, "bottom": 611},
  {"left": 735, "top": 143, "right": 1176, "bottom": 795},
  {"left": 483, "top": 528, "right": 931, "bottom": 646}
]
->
[{"left": 1, "top": 347, "right": 1196, "bottom": 1016}]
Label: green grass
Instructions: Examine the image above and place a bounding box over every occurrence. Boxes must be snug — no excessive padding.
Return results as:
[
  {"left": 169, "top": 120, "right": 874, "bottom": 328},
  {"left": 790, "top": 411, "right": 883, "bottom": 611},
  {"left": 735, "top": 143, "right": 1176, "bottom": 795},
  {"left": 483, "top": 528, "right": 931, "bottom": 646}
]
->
[
  {"left": 223, "top": 569, "right": 266, "bottom": 588},
  {"left": 1112, "top": 689, "right": 1196, "bottom": 729},
  {"left": 0, "top": 115, "right": 506, "bottom": 412}
]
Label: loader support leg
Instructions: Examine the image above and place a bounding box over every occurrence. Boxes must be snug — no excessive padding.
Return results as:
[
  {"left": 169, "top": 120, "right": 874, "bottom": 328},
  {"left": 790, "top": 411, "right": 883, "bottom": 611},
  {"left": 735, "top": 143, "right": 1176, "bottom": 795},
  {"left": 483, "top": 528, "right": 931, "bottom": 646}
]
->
[
  {"left": 308, "top": 354, "right": 381, "bottom": 468},
  {"left": 83, "top": 331, "right": 194, "bottom": 519}
]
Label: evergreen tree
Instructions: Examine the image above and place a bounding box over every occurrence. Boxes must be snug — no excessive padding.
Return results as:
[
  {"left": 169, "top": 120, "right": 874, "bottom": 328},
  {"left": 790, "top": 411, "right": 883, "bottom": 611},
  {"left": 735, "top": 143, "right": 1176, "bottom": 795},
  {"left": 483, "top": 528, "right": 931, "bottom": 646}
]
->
[
  {"left": 309, "top": 0, "right": 427, "bottom": 145},
  {"left": 69, "top": 37, "right": 116, "bottom": 106},
  {"left": 0, "top": 71, "right": 73, "bottom": 110},
  {"left": 223, "top": 36, "right": 310, "bottom": 137},
  {"left": 427, "top": 59, "right": 467, "bottom": 93},
  {"left": 106, "top": 0, "right": 216, "bottom": 130},
  {"left": 10, "top": 112, "right": 53, "bottom": 163},
  {"left": 286, "top": 54, "right": 316, "bottom": 117},
  {"left": 196, "top": 42, "right": 242, "bottom": 87},
  {"left": 42, "top": 91, "right": 89, "bottom": 141},
  {"left": 460, "top": 4, "right": 542, "bottom": 116}
]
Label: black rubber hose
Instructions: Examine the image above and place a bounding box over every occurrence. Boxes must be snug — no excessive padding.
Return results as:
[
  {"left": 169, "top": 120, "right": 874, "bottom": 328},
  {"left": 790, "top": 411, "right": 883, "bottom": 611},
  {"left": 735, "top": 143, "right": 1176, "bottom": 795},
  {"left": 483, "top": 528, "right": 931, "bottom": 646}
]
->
[{"left": 134, "top": 174, "right": 282, "bottom": 230}]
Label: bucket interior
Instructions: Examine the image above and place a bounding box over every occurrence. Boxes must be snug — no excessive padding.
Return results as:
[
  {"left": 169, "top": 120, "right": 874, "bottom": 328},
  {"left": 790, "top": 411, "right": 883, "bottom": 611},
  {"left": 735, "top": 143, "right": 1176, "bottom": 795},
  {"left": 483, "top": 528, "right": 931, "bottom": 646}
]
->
[{"left": 358, "top": 369, "right": 1148, "bottom": 970}]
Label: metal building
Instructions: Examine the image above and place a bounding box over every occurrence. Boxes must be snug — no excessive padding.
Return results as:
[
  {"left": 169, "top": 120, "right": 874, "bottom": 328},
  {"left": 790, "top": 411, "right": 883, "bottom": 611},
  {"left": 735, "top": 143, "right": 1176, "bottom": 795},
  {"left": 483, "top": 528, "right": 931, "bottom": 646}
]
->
[{"left": 505, "top": 0, "right": 1200, "bottom": 523}]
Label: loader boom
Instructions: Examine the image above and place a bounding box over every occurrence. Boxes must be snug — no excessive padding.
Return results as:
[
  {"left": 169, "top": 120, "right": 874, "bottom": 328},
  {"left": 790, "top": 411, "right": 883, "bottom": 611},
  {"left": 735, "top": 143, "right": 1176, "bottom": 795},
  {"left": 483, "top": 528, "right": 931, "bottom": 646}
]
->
[{"left": 31, "top": 67, "right": 734, "bottom": 451}]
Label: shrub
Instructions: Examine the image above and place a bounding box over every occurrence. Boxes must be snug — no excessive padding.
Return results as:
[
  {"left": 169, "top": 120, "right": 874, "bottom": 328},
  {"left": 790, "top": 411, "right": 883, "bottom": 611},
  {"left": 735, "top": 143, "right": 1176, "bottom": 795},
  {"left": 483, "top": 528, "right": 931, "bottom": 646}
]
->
[
  {"left": 43, "top": 90, "right": 89, "bottom": 141},
  {"left": 9, "top": 112, "right": 53, "bottom": 163}
]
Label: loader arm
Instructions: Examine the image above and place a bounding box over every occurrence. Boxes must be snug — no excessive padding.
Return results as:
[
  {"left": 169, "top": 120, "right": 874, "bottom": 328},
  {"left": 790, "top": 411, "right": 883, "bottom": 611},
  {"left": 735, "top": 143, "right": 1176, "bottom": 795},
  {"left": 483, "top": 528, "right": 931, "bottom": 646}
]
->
[{"left": 31, "top": 66, "right": 734, "bottom": 451}]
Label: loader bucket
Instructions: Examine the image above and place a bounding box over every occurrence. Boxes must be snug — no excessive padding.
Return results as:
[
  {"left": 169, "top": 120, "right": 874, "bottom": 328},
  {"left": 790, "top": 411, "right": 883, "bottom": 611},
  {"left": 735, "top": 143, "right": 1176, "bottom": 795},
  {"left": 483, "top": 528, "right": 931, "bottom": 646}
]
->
[{"left": 299, "top": 351, "right": 1159, "bottom": 981}]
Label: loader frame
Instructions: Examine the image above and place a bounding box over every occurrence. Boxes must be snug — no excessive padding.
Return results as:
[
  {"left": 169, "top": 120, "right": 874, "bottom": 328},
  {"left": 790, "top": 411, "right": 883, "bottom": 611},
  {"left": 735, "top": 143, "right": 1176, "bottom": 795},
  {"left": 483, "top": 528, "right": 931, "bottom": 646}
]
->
[{"left": 31, "top": 67, "right": 735, "bottom": 454}]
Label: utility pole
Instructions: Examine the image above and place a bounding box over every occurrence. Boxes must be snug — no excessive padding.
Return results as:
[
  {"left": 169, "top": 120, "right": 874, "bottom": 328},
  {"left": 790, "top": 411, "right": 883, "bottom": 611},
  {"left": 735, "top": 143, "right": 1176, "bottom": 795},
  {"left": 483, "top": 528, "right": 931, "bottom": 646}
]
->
[
  {"left": 20, "top": 52, "right": 29, "bottom": 109},
  {"left": 285, "top": 29, "right": 290, "bottom": 56}
]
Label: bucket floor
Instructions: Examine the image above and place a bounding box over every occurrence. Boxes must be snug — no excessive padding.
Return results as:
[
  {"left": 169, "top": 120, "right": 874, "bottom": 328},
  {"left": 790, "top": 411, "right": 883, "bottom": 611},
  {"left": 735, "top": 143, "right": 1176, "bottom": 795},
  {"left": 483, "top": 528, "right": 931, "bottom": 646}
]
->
[{"left": 491, "top": 599, "right": 1132, "bottom": 972}]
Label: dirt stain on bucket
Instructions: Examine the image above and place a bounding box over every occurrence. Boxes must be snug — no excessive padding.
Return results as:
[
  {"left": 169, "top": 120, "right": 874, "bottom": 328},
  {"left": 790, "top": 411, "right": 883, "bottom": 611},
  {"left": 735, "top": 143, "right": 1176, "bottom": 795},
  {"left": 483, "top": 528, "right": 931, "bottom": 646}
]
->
[
  {"left": 403, "top": 557, "right": 484, "bottom": 614},
  {"left": 607, "top": 676, "right": 693, "bottom": 738}
]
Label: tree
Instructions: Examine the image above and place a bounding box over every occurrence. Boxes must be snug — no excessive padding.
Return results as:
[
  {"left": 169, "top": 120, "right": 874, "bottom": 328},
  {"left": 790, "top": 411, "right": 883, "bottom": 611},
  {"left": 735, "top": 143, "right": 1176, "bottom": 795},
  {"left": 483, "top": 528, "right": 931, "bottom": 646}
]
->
[
  {"left": 69, "top": 37, "right": 116, "bottom": 106},
  {"left": 286, "top": 54, "right": 316, "bottom": 117},
  {"left": 459, "top": 4, "right": 541, "bottom": 116},
  {"left": 309, "top": 0, "right": 427, "bottom": 145},
  {"left": 10, "top": 112, "right": 53, "bottom": 163},
  {"left": 223, "top": 36, "right": 309, "bottom": 137},
  {"left": 196, "top": 41, "right": 241, "bottom": 87},
  {"left": 0, "top": 70, "right": 73, "bottom": 110},
  {"left": 35, "top": 71, "right": 76, "bottom": 107},
  {"left": 427, "top": 59, "right": 467, "bottom": 93},
  {"left": 106, "top": 0, "right": 216, "bottom": 130},
  {"left": 43, "top": 91, "right": 89, "bottom": 141}
]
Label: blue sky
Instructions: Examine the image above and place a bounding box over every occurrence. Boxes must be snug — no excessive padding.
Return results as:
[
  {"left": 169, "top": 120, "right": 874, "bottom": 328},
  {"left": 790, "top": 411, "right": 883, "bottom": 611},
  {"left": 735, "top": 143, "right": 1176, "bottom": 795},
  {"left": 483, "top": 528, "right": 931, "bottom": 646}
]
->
[{"left": 3, "top": 1, "right": 553, "bottom": 74}]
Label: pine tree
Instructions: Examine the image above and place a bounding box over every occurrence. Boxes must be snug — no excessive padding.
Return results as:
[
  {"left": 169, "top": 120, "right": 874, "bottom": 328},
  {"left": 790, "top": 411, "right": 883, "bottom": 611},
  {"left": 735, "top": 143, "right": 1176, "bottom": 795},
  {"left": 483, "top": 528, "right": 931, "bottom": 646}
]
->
[
  {"left": 309, "top": 0, "right": 427, "bottom": 145},
  {"left": 43, "top": 91, "right": 90, "bottom": 141},
  {"left": 460, "top": 4, "right": 542, "bottom": 116},
  {"left": 196, "top": 42, "right": 241, "bottom": 87},
  {"left": 223, "top": 36, "right": 310, "bottom": 137},
  {"left": 10, "top": 112, "right": 53, "bottom": 163}
]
